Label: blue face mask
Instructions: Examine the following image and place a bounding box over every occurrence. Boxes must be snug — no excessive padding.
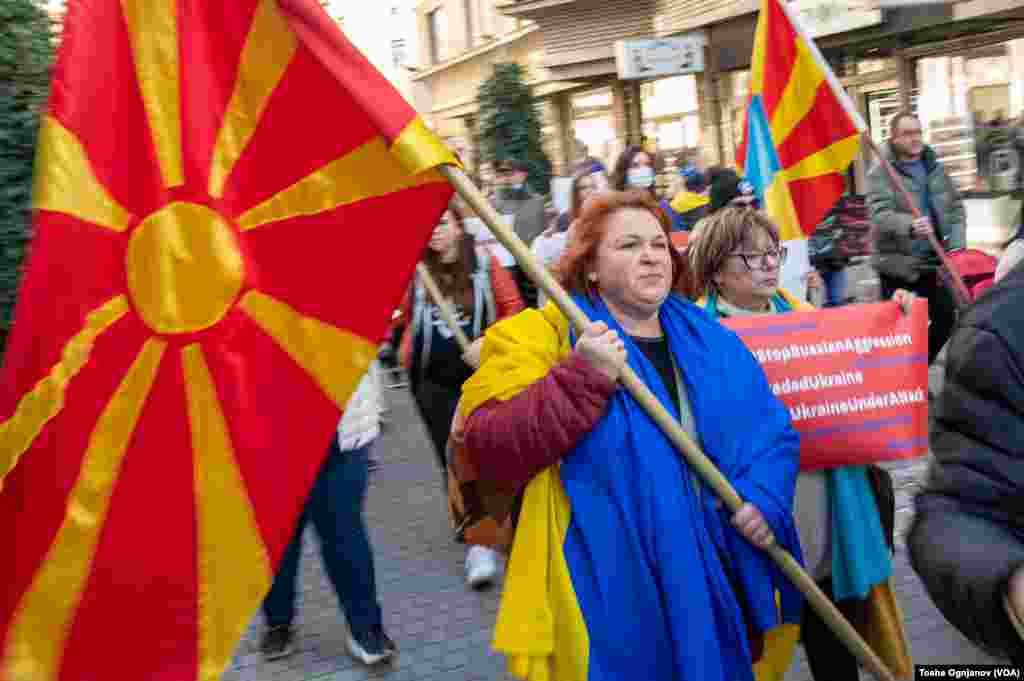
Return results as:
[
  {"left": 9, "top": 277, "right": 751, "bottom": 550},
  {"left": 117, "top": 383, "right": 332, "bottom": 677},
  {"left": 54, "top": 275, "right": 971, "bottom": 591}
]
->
[
  {"left": 501, "top": 182, "right": 525, "bottom": 196},
  {"left": 627, "top": 167, "right": 655, "bottom": 189}
]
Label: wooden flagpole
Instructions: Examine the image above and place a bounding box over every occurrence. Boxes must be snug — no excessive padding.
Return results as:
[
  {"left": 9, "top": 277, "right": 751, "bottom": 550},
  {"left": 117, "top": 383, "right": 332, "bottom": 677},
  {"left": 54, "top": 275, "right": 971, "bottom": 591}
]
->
[
  {"left": 415, "top": 263, "right": 472, "bottom": 353},
  {"left": 439, "top": 164, "right": 902, "bottom": 681}
]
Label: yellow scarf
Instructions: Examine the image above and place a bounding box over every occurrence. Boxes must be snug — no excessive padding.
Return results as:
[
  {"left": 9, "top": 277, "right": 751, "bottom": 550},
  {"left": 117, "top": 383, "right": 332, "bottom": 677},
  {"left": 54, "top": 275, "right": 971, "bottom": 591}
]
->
[
  {"left": 670, "top": 191, "right": 710, "bottom": 214},
  {"left": 461, "top": 302, "right": 799, "bottom": 681}
]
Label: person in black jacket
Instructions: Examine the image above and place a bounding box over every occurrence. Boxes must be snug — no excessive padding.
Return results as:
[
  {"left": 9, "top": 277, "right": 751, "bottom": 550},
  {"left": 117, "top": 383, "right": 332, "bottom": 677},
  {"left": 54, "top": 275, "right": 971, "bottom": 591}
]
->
[{"left": 907, "top": 255, "right": 1024, "bottom": 665}]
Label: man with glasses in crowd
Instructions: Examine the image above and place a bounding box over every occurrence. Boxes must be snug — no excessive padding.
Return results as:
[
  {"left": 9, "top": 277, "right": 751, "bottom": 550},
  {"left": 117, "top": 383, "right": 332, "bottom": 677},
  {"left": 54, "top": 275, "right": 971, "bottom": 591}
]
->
[{"left": 866, "top": 111, "right": 965, "bottom": 363}]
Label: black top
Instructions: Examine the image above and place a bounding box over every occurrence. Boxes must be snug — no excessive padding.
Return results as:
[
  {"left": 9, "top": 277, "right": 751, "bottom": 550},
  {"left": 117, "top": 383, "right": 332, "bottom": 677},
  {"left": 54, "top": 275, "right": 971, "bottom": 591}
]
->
[
  {"left": 629, "top": 335, "right": 680, "bottom": 409},
  {"left": 418, "top": 301, "right": 475, "bottom": 388}
]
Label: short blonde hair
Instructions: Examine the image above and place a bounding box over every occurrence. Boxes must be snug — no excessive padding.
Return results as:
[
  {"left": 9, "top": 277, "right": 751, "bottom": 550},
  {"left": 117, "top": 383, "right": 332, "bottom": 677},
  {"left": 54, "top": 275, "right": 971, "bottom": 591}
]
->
[{"left": 688, "top": 207, "right": 781, "bottom": 298}]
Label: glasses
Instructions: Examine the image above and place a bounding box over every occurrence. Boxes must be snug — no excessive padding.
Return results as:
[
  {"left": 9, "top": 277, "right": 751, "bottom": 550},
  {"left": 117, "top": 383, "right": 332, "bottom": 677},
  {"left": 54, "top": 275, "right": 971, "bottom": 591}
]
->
[{"left": 730, "top": 247, "right": 787, "bottom": 271}]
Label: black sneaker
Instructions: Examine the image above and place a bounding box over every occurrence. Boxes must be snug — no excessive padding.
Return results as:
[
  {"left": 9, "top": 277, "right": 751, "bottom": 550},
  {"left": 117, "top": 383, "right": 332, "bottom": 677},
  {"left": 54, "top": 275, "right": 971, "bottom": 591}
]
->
[
  {"left": 260, "top": 624, "right": 294, "bottom": 661},
  {"left": 346, "top": 625, "right": 398, "bottom": 665}
]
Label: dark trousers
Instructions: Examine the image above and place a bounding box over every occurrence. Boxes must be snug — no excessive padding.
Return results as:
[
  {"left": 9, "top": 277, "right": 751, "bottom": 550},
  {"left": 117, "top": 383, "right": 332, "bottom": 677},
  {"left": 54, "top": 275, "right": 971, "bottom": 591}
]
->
[
  {"left": 822, "top": 268, "right": 848, "bottom": 307},
  {"left": 801, "top": 577, "right": 862, "bottom": 681},
  {"left": 880, "top": 270, "right": 956, "bottom": 364},
  {"left": 262, "top": 443, "right": 382, "bottom": 638},
  {"left": 411, "top": 379, "right": 460, "bottom": 471}
]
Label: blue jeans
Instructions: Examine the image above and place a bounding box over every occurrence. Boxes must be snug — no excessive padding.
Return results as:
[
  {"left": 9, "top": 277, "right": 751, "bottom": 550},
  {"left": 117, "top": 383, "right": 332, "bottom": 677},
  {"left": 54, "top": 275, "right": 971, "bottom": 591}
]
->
[
  {"left": 822, "top": 268, "right": 848, "bottom": 307},
  {"left": 262, "top": 442, "right": 382, "bottom": 638}
]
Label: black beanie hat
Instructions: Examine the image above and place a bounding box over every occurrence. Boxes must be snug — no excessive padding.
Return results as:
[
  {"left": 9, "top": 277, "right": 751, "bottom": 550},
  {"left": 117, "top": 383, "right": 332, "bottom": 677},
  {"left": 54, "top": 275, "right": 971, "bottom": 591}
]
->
[{"left": 708, "top": 170, "right": 752, "bottom": 213}]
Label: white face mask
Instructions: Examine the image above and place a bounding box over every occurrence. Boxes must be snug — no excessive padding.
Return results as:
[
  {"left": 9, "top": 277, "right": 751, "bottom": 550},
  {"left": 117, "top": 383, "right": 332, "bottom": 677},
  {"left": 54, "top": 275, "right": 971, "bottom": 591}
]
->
[{"left": 627, "top": 167, "right": 655, "bottom": 189}]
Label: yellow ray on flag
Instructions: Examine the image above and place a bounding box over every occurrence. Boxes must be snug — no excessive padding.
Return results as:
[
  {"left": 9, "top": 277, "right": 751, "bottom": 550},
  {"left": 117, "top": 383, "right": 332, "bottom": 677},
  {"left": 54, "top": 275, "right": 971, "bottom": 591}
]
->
[
  {"left": 120, "top": 0, "right": 183, "bottom": 188},
  {"left": 3, "top": 338, "right": 166, "bottom": 681},
  {"left": 0, "top": 296, "right": 130, "bottom": 484},
  {"left": 238, "top": 291, "right": 376, "bottom": 408},
  {"left": 208, "top": 0, "right": 298, "bottom": 198},
  {"left": 181, "top": 344, "right": 272, "bottom": 681},
  {"left": 32, "top": 117, "right": 131, "bottom": 231},
  {"left": 769, "top": 40, "right": 825, "bottom": 148},
  {"left": 1, "top": 0, "right": 458, "bottom": 676},
  {"left": 236, "top": 136, "right": 445, "bottom": 230},
  {"left": 782, "top": 135, "right": 861, "bottom": 183},
  {"left": 391, "top": 117, "right": 463, "bottom": 178}
]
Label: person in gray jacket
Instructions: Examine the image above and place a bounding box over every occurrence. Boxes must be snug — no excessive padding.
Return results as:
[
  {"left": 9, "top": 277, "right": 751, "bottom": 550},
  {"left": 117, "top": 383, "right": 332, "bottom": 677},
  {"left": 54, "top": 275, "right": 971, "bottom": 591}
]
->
[
  {"left": 866, "top": 112, "right": 966, "bottom": 363},
  {"left": 490, "top": 158, "right": 546, "bottom": 307}
]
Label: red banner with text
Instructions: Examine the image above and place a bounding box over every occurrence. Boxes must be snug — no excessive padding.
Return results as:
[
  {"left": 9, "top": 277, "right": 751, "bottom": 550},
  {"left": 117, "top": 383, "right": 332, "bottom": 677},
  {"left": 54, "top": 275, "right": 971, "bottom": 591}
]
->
[{"left": 722, "top": 300, "right": 930, "bottom": 470}]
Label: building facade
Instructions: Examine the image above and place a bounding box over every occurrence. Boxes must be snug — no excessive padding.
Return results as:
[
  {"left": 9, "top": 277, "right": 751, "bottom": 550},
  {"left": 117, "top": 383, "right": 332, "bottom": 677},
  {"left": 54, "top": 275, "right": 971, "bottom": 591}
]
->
[
  {"left": 410, "top": 0, "right": 590, "bottom": 184},
  {"left": 413, "top": 0, "right": 1024, "bottom": 235}
]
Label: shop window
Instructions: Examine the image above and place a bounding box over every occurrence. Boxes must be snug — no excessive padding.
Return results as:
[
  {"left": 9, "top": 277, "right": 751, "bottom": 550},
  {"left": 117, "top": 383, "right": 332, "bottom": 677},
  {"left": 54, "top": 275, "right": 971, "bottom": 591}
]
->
[
  {"left": 913, "top": 39, "right": 1024, "bottom": 193},
  {"left": 428, "top": 6, "right": 449, "bottom": 64},
  {"left": 723, "top": 70, "right": 751, "bottom": 162},
  {"left": 571, "top": 88, "right": 617, "bottom": 171},
  {"left": 640, "top": 75, "right": 701, "bottom": 171}
]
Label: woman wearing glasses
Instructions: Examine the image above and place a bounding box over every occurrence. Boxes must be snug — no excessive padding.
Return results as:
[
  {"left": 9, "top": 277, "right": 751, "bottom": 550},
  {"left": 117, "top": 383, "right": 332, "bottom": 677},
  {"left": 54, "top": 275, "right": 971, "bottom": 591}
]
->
[
  {"left": 703, "top": 169, "right": 826, "bottom": 304},
  {"left": 689, "top": 207, "right": 913, "bottom": 681}
]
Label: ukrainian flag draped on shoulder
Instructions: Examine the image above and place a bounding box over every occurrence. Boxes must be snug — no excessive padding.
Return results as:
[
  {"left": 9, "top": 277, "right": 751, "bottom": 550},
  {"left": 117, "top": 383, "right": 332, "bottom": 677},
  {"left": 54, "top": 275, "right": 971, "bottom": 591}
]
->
[
  {"left": 738, "top": 0, "right": 868, "bottom": 297},
  {"left": 0, "top": 1, "right": 454, "bottom": 679},
  {"left": 463, "top": 296, "right": 804, "bottom": 681}
]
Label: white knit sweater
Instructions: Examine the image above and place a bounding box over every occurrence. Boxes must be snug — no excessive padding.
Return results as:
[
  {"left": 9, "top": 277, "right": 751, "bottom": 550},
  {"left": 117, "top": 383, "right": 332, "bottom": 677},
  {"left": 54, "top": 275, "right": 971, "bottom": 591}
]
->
[{"left": 336, "top": 361, "right": 382, "bottom": 452}]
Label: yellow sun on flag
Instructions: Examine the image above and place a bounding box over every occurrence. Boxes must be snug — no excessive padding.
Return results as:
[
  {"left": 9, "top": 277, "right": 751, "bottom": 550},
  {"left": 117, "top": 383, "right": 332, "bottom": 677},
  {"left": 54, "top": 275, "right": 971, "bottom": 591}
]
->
[{"left": 0, "top": 1, "right": 455, "bottom": 679}]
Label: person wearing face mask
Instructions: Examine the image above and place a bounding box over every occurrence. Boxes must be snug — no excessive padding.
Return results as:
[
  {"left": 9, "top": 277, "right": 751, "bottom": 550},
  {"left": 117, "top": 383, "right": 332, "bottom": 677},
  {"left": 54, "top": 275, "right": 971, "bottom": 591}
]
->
[
  {"left": 611, "top": 144, "right": 659, "bottom": 196},
  {"left": 612, "top": 145, "right": 693, "bottom": 237},
  {"left": 395, "top": 201, "right": 524, "bottom": 588},
  {"left": 490, "top": 158, "right": 547, "bottom": 308}
]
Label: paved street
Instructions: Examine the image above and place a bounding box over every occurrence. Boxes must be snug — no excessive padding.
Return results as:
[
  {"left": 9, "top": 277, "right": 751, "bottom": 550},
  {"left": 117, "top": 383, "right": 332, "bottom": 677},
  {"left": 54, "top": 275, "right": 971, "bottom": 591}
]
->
[{"left": 223, "top": 371, "right": 1004, "bottom": 681}]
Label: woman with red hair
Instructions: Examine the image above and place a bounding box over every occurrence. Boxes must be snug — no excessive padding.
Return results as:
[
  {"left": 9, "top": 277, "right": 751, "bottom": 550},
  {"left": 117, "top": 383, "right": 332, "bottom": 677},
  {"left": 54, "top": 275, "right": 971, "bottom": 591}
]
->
[{"left": 458, "top": 190, "right": 804, "bottom": 681}]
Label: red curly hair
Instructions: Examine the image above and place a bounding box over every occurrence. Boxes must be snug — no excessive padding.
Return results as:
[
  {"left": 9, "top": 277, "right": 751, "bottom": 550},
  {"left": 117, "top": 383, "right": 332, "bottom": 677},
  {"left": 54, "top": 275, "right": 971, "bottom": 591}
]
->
[{"left": 555, "top": 190, "right": 693, "bottom": 298}]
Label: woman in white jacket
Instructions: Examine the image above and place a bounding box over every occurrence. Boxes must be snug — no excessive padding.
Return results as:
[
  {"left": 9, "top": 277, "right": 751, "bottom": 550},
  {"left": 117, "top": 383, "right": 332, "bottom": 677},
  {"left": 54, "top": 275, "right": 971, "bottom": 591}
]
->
[{"left": 259, "top": 362, "right": 397, "bottom": 666}]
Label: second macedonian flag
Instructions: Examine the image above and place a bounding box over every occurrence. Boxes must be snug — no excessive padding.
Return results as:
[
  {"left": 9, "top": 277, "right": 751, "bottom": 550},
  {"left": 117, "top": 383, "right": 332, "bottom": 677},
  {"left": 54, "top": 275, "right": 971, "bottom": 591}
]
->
[
  {"left": 0, "top": 1, "right": 454, "bottom": 680},
  {"left": 736, "top": 0, "right": 868, "bottom": 300},
  {"left": 738, "top": 0, "right": 867, "bottom": 240}
]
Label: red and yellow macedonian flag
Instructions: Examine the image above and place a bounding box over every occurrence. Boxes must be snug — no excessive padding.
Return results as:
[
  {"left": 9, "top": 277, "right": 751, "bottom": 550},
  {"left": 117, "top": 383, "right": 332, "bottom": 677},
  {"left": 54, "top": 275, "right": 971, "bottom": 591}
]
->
[{"left": 0, "top": 1, "right": 455, "bottom": 679}]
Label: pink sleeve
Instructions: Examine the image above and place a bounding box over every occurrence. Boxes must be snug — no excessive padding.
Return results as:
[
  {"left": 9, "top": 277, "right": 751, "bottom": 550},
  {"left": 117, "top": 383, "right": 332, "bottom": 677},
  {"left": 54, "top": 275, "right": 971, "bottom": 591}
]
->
[{"left": 463, "top": 353, "right": 617, "bottom": 488}]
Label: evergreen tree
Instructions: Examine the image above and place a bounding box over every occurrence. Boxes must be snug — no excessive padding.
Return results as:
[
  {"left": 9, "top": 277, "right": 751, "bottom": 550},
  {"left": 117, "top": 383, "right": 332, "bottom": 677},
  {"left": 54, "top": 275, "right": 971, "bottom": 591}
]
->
[
  {"left": 476, "top": 62, "right": 551, "bottom": 195},
  {"left": 0, "top": 0, "right": 53, "bottom": 357}
]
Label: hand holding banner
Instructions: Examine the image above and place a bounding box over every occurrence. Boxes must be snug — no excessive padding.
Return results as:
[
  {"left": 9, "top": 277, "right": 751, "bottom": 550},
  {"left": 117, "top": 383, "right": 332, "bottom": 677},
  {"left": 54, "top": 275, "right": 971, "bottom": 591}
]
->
[{"left": 722, "top": 300, "right": 929, "bottom": 470}]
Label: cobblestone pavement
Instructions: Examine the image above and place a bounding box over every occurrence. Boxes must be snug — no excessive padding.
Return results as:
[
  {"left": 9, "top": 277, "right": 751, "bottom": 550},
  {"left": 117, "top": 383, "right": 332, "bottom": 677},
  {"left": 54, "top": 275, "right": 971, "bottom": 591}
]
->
[{"left": 222, "top": 370, "right": 1003, "bottom": 681}]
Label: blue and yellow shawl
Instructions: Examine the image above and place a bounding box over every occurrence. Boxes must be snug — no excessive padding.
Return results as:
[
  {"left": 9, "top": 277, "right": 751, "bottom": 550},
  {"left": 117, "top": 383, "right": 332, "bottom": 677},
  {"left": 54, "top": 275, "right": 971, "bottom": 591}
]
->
[{"left": 462, "top": 294, "right": 804, "bottom": 681}]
